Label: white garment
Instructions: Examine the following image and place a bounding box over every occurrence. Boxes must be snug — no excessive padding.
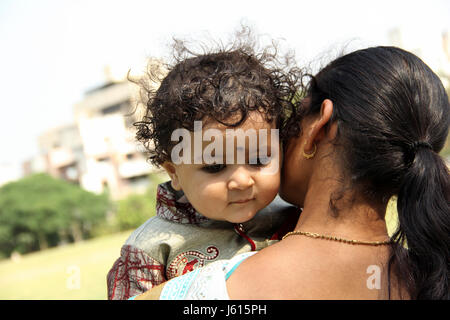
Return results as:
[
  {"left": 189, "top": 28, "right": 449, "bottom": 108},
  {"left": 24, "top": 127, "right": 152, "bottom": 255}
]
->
[{"left": 159, "top": 252, "right": 256, "bottom": 300}]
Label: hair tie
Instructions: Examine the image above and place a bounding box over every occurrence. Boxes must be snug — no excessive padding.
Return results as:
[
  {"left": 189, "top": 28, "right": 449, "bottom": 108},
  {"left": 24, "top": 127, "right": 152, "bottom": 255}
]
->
[
  {"left": 404, "top": 141, "right": 433, "bottom": 167},
  {"left": 409, "top": 141, "right": 433, "bottom": 153}
]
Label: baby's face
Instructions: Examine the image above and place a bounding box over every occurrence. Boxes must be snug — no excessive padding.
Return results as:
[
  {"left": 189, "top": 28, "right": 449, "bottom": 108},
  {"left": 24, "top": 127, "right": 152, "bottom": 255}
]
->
[{"left": 164, "top": 112, "right": 281, "bottom": 223}]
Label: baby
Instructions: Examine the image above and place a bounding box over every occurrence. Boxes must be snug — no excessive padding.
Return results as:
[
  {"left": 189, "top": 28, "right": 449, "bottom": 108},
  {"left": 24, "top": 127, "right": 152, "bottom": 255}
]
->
[{"left": 107, "top": 42, "right": 300, "bottom": 300}]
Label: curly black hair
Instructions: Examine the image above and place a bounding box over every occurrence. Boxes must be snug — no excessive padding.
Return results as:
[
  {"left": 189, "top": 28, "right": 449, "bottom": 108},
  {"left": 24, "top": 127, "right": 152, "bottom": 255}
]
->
[{"left": 133, "top": 29, "right": 303, "bottom": 166}]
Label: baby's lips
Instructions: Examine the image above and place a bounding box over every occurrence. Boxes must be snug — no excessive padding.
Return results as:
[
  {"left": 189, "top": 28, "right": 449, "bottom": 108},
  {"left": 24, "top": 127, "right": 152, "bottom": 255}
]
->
[{"left": 229, "top": 197, "right": 255, "bottom": 204}]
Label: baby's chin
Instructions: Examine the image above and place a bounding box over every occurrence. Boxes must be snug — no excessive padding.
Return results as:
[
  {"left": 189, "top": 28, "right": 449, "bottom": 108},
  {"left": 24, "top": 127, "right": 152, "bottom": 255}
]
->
[
  {"left": 224, "top": 207, "right": 261, "bottom": 224},
  {"left": 195, "top": 208, "right": 256, "bottom": 224}
]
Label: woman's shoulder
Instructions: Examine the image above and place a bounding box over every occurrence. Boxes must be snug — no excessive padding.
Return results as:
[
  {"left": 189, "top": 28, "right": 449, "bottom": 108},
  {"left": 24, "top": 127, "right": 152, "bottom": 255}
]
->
[
  {"left": 225, "top": 240, "right": 298, "bottom": 299},
  {"left": 226, "top": 238, "right": 392, "bottom": 299}
]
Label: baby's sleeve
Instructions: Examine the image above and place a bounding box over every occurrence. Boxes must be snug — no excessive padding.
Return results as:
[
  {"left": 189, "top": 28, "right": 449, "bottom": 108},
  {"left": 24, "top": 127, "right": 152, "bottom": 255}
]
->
[{"left": 107, "top": 244, "right": 166, "bottom": 300}]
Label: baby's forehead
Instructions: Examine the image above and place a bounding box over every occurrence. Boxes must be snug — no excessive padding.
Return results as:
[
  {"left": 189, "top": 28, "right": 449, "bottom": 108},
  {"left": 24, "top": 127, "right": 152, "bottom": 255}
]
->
[{"left": 202, "top": 112, "right": 276, "bottom": 131}]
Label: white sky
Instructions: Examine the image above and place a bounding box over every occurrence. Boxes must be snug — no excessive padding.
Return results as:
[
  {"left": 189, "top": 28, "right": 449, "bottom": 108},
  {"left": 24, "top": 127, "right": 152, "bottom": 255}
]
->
[{"left": 0, "top": 0, "right": 449, "bottom": 173}]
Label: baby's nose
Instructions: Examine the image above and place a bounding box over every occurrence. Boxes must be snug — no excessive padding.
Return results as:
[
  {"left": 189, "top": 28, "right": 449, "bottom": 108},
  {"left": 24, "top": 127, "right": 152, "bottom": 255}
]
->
[{"left": 227, "top": 166, "right": 255, "bottom": 190}]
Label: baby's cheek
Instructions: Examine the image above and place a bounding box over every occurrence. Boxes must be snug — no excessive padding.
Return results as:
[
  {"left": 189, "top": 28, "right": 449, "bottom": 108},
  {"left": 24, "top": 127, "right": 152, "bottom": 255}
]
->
[
  {"left": 198, "top": 184, "right": 227, "bottom": 205},
  {"left": 258, "top": 174, "right": 281, "bottom": 204}
]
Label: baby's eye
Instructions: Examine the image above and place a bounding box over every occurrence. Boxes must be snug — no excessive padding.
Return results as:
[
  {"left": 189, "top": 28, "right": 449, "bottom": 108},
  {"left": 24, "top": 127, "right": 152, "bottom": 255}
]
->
[
  {"left": 249, "top": 157, "right": 270, "bottom": 167},
  {"left": 201, "top": 164, "right": 226, "bottom": 173}
]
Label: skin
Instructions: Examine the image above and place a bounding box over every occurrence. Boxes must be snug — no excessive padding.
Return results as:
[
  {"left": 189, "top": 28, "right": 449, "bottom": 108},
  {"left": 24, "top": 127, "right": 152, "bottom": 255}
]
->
[
  {"left": 226, "top": 99, "right": 406, "bottom": 299},
  {"left": 135, "top": 112, "right": 282, "bottom": 300},
  {"left": 162, "top": 112, "right": 281, "bottom": 223},
  {"left": 138, "top": 100, "right": 407, "bottom": 300}
]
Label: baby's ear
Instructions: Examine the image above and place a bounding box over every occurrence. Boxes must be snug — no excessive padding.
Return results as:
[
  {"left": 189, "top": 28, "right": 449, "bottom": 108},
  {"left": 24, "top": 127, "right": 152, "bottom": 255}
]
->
[{"left": 162, "top": 162, "right": 182, "bottom": 191}]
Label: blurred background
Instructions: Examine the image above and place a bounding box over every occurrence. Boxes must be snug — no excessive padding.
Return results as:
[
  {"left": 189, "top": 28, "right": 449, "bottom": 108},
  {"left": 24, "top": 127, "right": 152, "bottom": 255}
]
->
[{"left": 0, "top": 0, "right": 449, "bottom": 299}]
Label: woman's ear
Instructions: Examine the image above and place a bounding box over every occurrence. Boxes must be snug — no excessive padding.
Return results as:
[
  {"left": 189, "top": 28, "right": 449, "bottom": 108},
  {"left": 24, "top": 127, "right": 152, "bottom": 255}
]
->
[
  {"left": 304, "top": 99, "right": 335, "bottom": 152},
  {"left": 162, "top": 162, "right": 182, "bottom": 191}
]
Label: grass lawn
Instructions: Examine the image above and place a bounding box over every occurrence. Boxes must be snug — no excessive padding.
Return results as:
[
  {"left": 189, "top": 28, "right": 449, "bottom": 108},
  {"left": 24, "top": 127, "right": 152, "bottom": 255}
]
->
[
  {"left": 0, "top": 230, "right": 132, "bottom": 300},
  {"left": 0, "top": 197, "right": 399, "bottom": 300}
]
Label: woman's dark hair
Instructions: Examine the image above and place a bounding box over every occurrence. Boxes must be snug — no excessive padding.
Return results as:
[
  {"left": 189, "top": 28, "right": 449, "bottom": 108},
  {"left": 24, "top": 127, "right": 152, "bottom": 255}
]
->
[
  {"left": 301, "top": 46, "right": 449, "bottom": 299},
  {"left": 134, "top": 30, "right": 302, "bottom": 166}
]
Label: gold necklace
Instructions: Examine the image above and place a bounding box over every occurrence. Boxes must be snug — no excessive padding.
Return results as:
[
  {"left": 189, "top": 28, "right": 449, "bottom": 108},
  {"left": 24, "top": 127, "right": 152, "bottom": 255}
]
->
[{"left": 282, "top": 230, "right": 391, "bottom": 246}]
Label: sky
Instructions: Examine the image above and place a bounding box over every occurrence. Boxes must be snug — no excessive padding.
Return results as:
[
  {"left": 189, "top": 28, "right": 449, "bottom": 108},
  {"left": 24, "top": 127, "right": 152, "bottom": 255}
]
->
[{"left": 0, "top": 0, "right": 449, "bottom": 178}]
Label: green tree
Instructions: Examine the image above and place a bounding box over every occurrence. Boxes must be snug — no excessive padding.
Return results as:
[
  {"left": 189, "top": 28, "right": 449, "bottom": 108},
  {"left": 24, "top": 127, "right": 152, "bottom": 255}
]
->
[
  {"left": 115, "top": 192, "right": 156, "bottom": 231},
  {"left": 113, "top": 173, "right": 167, "bottom": 231},
  {"left": 0, "top": 173, "right": 110, "bottom": 258}
]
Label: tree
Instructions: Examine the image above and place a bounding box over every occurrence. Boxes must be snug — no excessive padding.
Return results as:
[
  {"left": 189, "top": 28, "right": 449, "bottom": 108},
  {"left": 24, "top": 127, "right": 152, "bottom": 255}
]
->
[
  {"left": 0, "top": 173, "right": 110, "bottom": 258},
  {"left": 113, "top": 172, "right": 167, "bottom": 231}
]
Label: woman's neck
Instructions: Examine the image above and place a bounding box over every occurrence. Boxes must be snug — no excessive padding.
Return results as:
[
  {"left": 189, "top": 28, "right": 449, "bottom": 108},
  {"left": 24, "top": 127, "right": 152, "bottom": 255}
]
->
[{"left": 295, "top": 168, "right": 390, "bottom": 242}]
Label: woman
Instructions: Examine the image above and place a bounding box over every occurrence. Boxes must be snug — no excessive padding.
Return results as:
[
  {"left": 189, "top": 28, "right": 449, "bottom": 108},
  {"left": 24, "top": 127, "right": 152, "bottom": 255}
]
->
[{"left": 136, "top": 46, "right": 450, "bottom": 300}]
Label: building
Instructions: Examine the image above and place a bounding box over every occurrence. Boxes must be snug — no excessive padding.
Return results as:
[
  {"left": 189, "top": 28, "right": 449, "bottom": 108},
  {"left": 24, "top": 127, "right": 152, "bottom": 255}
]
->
[
  {"left": 24, "top": 66, "right": 162, "bottom": 199},
  {"left": 73, "top": 79, "right": 156, "bottom": 199},
  {"left": 36, "top": 123, "right": 85, "bottom": 184}
]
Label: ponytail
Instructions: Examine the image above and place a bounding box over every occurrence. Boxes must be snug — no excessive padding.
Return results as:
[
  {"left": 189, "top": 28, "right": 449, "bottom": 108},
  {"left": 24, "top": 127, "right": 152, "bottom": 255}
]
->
[
  {"left": 393, "top": 146, "right": 450, "bottom": 299},
  {"left": 306, "top": 46, "right": 450, "bottom": 299}
]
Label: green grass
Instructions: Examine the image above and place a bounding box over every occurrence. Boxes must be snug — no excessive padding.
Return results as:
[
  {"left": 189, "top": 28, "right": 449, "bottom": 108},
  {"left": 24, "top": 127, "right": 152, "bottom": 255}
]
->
[
  {"left": 0, "top": 230, "right": 132, "bottom": 300},
  {"left": 0, "top": 198, "right": 400, "bottom": 300}
]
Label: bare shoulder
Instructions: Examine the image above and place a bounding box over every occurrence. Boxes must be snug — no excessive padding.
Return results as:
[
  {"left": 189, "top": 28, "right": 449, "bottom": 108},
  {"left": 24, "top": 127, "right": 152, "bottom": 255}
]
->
[
  {"left": 226, "top": 239, "right": 322, "bottom": 299},
  {"left": 227, "top": 238, "right": 392, "bottom": 299}
]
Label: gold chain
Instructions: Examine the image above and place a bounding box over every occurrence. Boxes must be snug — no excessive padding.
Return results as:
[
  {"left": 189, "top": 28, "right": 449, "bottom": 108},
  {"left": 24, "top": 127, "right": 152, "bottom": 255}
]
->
[{"left": 282, "top": 230, "right": 391, "bottom": 246}]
